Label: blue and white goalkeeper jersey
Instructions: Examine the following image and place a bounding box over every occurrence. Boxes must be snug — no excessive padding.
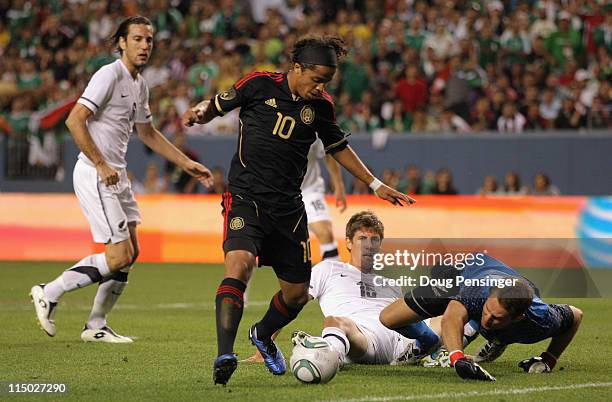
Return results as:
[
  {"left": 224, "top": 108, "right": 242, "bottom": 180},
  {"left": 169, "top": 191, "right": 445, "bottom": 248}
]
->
[{"left": 454, "top": 254, "right": 574, "bottom": 344}]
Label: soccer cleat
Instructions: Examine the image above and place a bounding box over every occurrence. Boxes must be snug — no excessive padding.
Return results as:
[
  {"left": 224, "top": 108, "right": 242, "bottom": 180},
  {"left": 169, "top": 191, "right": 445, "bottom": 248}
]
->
[
  {"left": 291, "top": 330, "right": 311, "bottom": 346},
  {"left": 420, "top": 346, "right": 451, "bottom": 368},
  {"left": 213, "top": 353, "right": 238, "bottom": 385},
  {"left": 81, "top": 325, "right": 133, "bottom": 343},
  {"left": 474, "top": 340, "right": 507, "bottom": 363},
  {"left": 249, "top": 325, "right": 286, "bottom": 375},
  {"left": 30, "top": 284, "right": 57, "bottom": 337},
  {"left": 391, "top": 341, "right": 430, "bottom": 366}
]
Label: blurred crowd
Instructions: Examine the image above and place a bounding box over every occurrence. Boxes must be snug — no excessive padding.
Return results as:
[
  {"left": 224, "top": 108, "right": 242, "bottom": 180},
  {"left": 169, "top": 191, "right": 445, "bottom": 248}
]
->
[
  {"left": 1, "top": 0, "right": 611, "bottom": 136},
  {"left": 359, "top": 165, "right": 562, "bottom": 196},
  {"left": 0, "top": 0, "right": 610, "bottom": 188}
]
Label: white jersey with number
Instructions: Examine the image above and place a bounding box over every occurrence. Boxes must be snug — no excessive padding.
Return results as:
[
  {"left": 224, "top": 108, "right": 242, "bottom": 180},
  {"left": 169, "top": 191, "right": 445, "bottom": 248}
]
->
[
  {"left": 77, "top": 59, "right": 152, "bottom": 170},
  {"left": 301, "top": 137, "right": 325, "bottom": 195},
  {"left": 309, "top": 259, "right": 414, "bottom": 364},
  {"left": 309, "top": 260, "right": 403, "bottom": 321}
]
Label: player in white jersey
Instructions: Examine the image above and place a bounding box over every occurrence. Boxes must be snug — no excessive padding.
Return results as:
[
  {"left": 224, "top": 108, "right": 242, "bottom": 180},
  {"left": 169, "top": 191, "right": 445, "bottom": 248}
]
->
[
  {"left": 301, "top": 211, "right": 425, "bottom": 364},
  {"left": 301, "top": 137, "right": 346, "bottom": 260},
  {"left": 300, "top": 211, "right": 476, "bottom": 365},
  {"left": 30, "top": 16, "right": 213, "bottom": 343}
]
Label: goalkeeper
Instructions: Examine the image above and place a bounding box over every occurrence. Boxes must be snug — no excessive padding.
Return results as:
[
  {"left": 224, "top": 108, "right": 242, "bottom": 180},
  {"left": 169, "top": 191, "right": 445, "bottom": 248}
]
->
[{"left": 379, "top": 255, "right": 583, "bottom": 381}]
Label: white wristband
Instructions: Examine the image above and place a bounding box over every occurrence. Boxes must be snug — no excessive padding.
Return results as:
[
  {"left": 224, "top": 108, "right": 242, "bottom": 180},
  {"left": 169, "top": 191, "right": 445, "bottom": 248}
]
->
[{"left": 369, "top": 178, "right": 383, "bottom": 192}]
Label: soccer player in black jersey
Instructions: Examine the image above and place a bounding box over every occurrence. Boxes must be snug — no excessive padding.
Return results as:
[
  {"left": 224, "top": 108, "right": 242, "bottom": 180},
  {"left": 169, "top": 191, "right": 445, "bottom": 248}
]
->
[{"left": 182, "top": 35, "right": 415, "bottom": 385}]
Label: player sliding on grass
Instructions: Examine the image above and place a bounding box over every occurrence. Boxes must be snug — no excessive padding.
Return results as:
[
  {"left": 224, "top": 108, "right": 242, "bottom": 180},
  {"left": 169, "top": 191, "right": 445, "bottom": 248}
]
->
[
  {"left": 182, "top": 35, "right": 415, "bottom": 385},
  {"left": 30, "top": 16, "right": 212, "bottom": 343},
  {"left": 294, "top": 211, "right": 477, "bottom": 366},
  {"left": 379, "top": 254, "right": 583, "bottom": 381}
]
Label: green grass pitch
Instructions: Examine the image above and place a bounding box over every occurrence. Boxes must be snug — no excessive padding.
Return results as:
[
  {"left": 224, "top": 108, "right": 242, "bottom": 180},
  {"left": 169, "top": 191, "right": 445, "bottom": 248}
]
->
[{"left": 1, "top": 262, "right": 611, "bottom": 401}]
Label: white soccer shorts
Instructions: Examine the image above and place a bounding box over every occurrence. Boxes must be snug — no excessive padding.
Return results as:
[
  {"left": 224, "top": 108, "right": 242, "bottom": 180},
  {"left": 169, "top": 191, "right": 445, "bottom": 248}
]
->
[
  {"left": 73, "top": 159, "right": 141, "bottom": 244},
  {"left": 343, "top": 316, "right": 414, "bottom": 365},
  {"left": 303, "top": 191, "right": 331, "bottom": 224}
]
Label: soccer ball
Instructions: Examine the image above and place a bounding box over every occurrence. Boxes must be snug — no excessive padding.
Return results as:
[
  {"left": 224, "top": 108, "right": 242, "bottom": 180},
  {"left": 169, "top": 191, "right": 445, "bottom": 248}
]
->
[{"left": 290, "top": 334, "right": 339, "bottom": 384}]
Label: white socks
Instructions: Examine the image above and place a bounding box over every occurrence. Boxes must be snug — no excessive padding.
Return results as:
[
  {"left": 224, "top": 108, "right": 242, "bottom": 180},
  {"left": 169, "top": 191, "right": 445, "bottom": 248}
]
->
[
  {"left": 87, "top": 266, "right": 131, "bottom": 329},
  {"left": 320, "top": 241, "right": 339, "bottom": 261},
  {"left": 44, "top": 253, "right": 111, "bottom": 303},
  {"left": 322, "top": 326, "right": 350, "bottom": 357}
]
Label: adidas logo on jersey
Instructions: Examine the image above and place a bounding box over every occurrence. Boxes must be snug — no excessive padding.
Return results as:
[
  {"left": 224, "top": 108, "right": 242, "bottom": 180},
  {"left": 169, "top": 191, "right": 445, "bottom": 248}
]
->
[{"left": 265, "top": 98, "right": 277, "bottom": 108}]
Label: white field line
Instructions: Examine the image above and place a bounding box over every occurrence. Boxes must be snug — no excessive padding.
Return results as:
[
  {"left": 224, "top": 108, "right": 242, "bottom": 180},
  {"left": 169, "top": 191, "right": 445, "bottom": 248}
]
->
[
  {"left": 0, "top": 300, "right": 269, "bottom": 312},
  {"left": 320, "top": 381, "right": 612, "bottom": 402}
]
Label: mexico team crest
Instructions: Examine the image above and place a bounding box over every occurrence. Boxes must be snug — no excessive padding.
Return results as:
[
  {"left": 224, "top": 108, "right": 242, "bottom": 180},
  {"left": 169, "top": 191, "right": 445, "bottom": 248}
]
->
[
  {"left": 229, "top": 217, "right": 245, "bottom": 230},
  {"left": 220, "top": 87, "right": 237, "bottom": 100},
  {"left": 300, "top": 105, "right": 315, "bottom": 124}
]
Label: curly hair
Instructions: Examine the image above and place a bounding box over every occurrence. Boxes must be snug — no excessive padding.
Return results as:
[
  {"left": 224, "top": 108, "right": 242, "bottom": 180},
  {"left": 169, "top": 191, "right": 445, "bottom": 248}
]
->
[
  {"left": 290, "top": 35, "right": 347, "bottom": 69},
  {"left": 345, "top": 211, "right": 384, "bottom": 240}
]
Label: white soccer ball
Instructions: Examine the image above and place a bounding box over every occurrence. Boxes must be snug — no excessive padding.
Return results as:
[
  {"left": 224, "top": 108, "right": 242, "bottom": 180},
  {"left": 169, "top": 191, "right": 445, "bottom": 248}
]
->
[{"left": 290, "top": 336, "right": 339, "bottom": 384}]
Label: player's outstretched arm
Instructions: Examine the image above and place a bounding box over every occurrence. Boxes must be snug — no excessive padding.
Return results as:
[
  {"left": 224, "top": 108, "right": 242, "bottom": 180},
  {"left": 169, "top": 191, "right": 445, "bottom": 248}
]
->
[
  {"left": 324, "top": 155, "right": 347, "bottom": 212},
  {"left": 331, "top": 146, "right": 416, "bottom": 206},
  {"left": 444, "top": 301, "right": 496, "bottom": 381},
  {"left": 519, "top": 305, "right": 583, "bottom": 373},
  {"left": 66, "top": 103, "right": 118, "bottom": 187},
  {"left": 135, "top": 122, "right": 214, "bottom": 188},
  {"left": 181, "top": 99, "right": 217, "bottom": 127},
  {"left": 442, "top": 300, "right": 469, "bottom": 354}
]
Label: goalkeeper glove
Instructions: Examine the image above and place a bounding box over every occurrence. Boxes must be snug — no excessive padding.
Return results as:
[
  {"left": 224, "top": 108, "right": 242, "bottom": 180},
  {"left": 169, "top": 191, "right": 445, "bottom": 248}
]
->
[
  {"left": 519, "top": 352, "right": 557, "bottom": 373},
  {"left": 450, "top": 350, "right": 496, "bottom": 381}
]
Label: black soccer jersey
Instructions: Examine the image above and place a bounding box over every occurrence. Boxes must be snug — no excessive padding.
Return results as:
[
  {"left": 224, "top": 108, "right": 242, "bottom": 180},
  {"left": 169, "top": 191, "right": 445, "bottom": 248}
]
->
[{"left": 210, "top": 72, "right": 348, "bottom": 209}]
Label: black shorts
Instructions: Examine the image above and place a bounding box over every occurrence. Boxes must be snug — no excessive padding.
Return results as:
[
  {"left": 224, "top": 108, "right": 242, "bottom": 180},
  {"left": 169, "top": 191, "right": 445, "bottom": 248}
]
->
[
  {"left": 404, "top": 264, "right": 460, "bottom": 318},
  {"left": 221, "top": 192, "right": 311, "bottom": 283}
]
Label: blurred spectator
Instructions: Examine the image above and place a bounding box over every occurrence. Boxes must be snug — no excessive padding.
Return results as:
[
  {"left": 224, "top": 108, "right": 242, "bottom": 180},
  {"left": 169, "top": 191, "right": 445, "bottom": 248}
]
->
[
  {"left": 4, "top": 96, "right": 32, "bottom": 177},
  {"left": 420, "top": 169, "right": 436, "bottom": 194},
  {"left": 524, "top": 103, "right": 545, "bottom": 131},
  {"left": 397, "top": 164, "right": 421, "bottom": 195},
  {"left": 432, "top": 168, "right": 458, "bottom": 195},
  {"left": 386, "top": 100, "right": 411, "bottom": 133},
  {"left": 350, "top": 176, "right": 370, "bottom": 195},
  {"left": 410, "top": 108, "right": 438, "bottom": 132},
  {"left": 382, "top": 168, "right": 400, "bottom": 190},
  {"left": 587, "top": 97, "right": 610, "bottom": 129},
  {"left": 128, "top": 170, "right": 145, "bottom": 195},
  {"left": 532, "top": 173, "right": 561, "bottom": 196},
  {"left": 209, "top": 166, "right": 228, "bottom": 194},
  {"left": 555, "top": 97, "right": 586, "bottom": 129},
  {"left": 142, "top": 56, "right": 171, "bottom": 88},
  {"left": 338, "top": 97, "right": 365, "bottom": 133},
  {"left": 545, "top": 11, "right": 582, "bottom": 68},
  {"left": 470, "top": 98, "right": 496, "bottom": 131},
  {"left": 440, "top": 109, "right": 471, "bottom": 133},
  {"left": 395, "top": 65, "right": 427, "bottom": 114},
  {"left": 143, "top": 162, "right": 167, "bottom": 194},
  {"left": 422, "top": 21, "right": 454, "bottom": 61},
  {"left": 539, "top": 88, "right": 561, "bottom": 128},
  {"left": 497, "top": 102, "right": 526, "bottom": 133},
  {"left": 476, "top": 175, "right": 499, "bottom": 196},
  {"left": 164, "top": 133, "right": 201, "bottom": 193},
  {"left": 500, "top": 171, "right": 529, "bottom": 195}
]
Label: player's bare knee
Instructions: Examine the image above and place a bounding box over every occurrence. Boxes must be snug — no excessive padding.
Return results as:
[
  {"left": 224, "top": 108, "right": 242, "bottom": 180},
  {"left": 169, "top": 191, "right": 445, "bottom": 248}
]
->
[
  {"left": 571, "top": 306, "right": 583, "bottom": 325},
  {"left": 106, "top": 248, "right": 134, "bottom": 271},
  {"left": 284, "top": 291, "right": 309, "bottom": 308},
  {"left": 225, "top": 252, "right": 255, "bottom": 282}
]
